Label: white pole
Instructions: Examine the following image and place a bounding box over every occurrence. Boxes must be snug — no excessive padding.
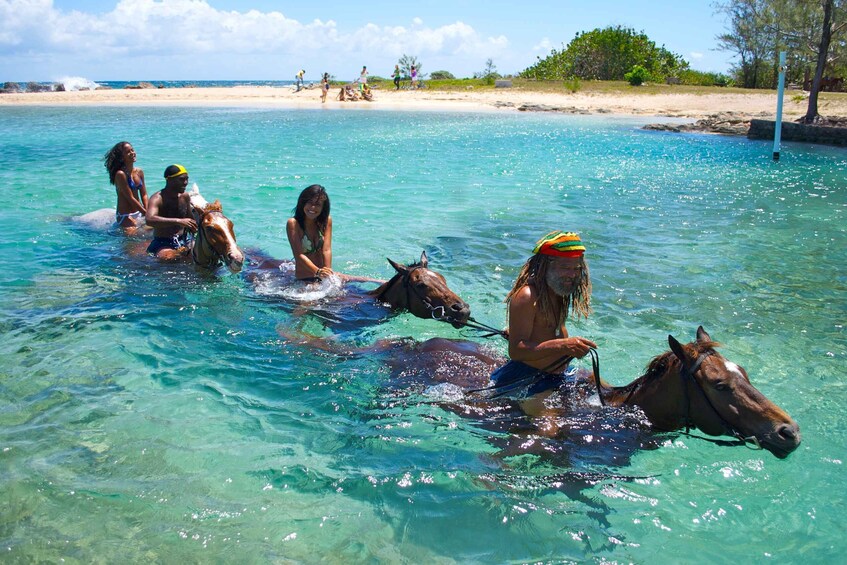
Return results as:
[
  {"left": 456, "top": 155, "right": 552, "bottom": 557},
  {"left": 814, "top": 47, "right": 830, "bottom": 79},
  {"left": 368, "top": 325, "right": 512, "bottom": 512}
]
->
[{"left": 773, "top": 51, "right": 787, "bottom": 161}]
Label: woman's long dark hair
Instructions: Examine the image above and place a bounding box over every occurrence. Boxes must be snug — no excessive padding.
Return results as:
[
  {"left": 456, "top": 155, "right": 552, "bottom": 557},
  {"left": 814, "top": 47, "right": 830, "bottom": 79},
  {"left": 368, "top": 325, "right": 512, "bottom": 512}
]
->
[
  {"left": 104, "top": 141, "right": 131, "bottom": 185},
  {"left": 293, "top": 184, "right": 330, "bottom": 232}
]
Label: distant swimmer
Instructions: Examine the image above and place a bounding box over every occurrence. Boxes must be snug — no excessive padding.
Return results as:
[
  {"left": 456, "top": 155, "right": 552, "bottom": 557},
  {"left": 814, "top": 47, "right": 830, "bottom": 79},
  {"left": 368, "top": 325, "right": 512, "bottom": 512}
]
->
[
  {"left": 104, "top": 141, "right": 148, "bottom": 230},
  {"left": 144, "top": 164, "right": 197, "bottom": 260}
]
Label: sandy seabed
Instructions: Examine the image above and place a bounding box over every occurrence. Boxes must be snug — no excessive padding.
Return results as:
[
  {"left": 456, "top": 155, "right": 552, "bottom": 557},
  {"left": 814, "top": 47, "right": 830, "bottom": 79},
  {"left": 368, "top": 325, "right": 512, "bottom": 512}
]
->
[{"left": 2, "top": 84, "right": 845, "bottom": 121}]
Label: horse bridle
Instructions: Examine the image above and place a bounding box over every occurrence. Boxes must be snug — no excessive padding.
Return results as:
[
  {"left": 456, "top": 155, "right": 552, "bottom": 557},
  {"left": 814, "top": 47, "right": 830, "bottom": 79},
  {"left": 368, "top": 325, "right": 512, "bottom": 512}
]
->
[
  {"left": 378, "top": 266, "right": 444, "bottom": 318},
  {"left": 191, "top": 210, "right": 227, "bottom": 269},
  {"left": 678, "top": 352, "right": 762, "bottom": 450}
]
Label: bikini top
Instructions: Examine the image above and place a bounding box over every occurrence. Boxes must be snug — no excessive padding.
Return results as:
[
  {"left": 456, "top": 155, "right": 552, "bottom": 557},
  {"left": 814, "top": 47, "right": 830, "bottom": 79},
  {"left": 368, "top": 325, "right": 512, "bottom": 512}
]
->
[
  {"left": 301, "top": 230, "right": 324, "bottom": 254},
  {"left": 126, "top": 171, "right": 142, "bottom": 194}
]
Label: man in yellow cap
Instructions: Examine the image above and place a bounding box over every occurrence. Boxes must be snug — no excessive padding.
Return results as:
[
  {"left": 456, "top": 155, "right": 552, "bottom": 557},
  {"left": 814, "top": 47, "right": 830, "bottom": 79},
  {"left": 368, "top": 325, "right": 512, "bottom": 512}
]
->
[
  {"left": 489, "top": 231, "right": 597, "bottom": 425},
  {"left": 145, "top": 164, "right": 197, "bottom": 259}
]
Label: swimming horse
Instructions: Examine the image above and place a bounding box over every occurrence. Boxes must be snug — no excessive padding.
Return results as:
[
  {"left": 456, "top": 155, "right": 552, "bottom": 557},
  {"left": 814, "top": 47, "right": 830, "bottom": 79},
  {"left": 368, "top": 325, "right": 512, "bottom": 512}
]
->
[
  {"left": 188, "top": 188, "right": 244, "bottom": 274},
  {"left": 599, "top": 326, "right": 801, "bottom": 458},
  {"left": 367, "top": 252, "right": 470, "bottom": 328},
  {"left": 248, "top": 249, "right": 471, "bottom": 328},
  {"left": 382, "top": 326, "right": 801, "bottom": 459}
]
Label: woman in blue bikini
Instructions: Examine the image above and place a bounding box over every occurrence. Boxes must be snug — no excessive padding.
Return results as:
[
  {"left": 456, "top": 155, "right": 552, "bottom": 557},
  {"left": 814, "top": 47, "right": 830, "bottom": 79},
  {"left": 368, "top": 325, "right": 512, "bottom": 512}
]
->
[
  {"left": 104, "top": 141, "right": 148, "bottom": 230},
  {"left": 286, "top": 185, "right": 334, "bottom": 281}
]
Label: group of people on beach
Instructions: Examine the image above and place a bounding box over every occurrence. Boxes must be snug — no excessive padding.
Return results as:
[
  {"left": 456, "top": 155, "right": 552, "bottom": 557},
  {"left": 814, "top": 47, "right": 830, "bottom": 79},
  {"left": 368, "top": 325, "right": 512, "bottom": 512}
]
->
[
  {"left": 104, "top": 140, "right": 597, "bottom": 416},
  {"left": 297, "top": 64, "right": 421, "bottom": 104}
]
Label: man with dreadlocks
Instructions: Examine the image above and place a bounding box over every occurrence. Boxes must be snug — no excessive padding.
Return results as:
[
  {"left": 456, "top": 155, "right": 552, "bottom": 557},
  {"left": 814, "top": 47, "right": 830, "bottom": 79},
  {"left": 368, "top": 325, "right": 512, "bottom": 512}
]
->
[{"left": 489, "top": 231, "right": 597, "bottom": 420}]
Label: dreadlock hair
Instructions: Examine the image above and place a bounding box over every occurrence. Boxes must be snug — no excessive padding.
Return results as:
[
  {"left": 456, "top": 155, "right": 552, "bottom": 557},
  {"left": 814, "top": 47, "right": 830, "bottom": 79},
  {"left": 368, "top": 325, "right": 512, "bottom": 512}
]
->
[
  {"left": 104, "top": 141, "right": 131, "bottom": 186},
  {"left": 505, "top": 254, "right": 592, "bottom": 327}
]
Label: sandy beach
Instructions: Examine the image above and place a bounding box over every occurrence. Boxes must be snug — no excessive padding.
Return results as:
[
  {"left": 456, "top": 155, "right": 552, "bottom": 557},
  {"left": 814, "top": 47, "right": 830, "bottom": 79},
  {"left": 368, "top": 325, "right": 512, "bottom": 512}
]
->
[{"left": 4, "top": 84, "right": 846, "bottom": 121}]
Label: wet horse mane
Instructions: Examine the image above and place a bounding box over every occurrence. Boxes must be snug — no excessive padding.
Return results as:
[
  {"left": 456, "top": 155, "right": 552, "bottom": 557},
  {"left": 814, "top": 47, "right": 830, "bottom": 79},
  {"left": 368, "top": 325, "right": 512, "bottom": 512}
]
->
[
  {"left": 642, "top": 339, "right": 720, "bottom": 382},
  {"left": 372, "top": 258, "right": 426, "bottom": 300},
  {"left": 201, "top": 199, "right": 223, "bottom": 214}
]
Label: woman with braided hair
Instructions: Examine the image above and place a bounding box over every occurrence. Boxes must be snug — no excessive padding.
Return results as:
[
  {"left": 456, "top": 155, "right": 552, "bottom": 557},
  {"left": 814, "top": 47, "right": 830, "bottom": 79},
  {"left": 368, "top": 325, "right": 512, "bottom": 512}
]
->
[{"left": 489, "top": 231, "right": 597, "bottom": 424}]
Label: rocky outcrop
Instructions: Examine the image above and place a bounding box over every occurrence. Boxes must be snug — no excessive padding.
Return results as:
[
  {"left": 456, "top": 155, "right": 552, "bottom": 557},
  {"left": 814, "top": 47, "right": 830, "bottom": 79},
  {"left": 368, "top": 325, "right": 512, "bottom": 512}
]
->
[
  {"left": 26, "top": 82, "right": 52, "bottom": 93},
  {"left": 643, "top": 112, "right": 763, "bottom": 136},
  {"left": 517, "top": 103, "right": 591, "bottom": 114}
]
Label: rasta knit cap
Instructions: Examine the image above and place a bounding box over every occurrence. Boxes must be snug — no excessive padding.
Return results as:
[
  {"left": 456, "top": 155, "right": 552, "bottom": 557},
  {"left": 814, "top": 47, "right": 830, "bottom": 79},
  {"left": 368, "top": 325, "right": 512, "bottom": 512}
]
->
[
  {"left": 164, "top": 164, "right": 188, "bottom": 179},
  {"left": 532, "top": 231, "right": 585, "bottom": 258}
]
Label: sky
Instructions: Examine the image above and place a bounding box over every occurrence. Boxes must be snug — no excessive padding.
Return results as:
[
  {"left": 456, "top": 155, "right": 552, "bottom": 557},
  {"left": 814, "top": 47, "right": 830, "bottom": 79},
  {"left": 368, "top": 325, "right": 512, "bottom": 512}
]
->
[{"left": 0, "top": 0, "right": 736, "bottom": 82}]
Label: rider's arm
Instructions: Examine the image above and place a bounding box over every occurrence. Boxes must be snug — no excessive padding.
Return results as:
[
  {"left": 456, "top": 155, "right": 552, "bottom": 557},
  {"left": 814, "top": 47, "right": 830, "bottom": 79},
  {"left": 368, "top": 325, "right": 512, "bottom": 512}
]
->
[
  {"left": 145, "top": 193, "right": 197, "bottom": 231},
  {"left": 317, "top": 216, "right": 334, "bottom": 278},
  {"left": 507, "top": 285, "right": 595, "bottom": 363},
  {"left": 137, "top": 169, "right": 149, "bottom": 209}
]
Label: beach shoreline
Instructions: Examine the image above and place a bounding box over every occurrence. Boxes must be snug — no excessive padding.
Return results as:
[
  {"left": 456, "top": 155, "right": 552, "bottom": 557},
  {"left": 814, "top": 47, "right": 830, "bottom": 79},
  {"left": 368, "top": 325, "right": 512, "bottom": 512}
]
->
[{"left": 4, "top": 84, "right": 844, "bottom": 122}]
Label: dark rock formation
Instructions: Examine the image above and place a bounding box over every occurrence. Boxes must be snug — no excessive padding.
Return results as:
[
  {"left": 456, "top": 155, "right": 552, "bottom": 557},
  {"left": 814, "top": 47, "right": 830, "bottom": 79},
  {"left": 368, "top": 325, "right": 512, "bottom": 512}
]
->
[{"left": 748, "top": 119, "right": 847, "bottom": 147}]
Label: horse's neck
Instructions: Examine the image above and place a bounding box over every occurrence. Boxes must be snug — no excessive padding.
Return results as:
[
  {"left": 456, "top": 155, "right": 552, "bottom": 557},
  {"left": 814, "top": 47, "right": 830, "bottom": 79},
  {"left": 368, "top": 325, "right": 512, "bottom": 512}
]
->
[
  {"left": 602, "top": 367, "right": 686, "bottom": 430},
  {"left": 193, "top": 223, "right": 218, "bottom": 267},
  {"left": 369, "top": 276, "right": 405, "bottom": 309}
]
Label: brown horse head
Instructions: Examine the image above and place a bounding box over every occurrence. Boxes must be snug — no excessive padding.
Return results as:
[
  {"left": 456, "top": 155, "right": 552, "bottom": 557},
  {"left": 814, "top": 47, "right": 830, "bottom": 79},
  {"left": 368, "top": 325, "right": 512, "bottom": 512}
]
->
[
  {"left": 370, "top": 251, "right": 470, "bottom": 327},
  {"left": 192, "top": 200, "right": 244, "bottom": 273},
  {"left": 612, "top": 326, "right": 801, "bottom": 458}
]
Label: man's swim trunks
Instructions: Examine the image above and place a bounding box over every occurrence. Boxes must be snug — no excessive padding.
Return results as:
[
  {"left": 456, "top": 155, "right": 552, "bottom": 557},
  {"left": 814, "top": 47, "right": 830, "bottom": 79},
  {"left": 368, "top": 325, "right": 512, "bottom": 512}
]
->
[
  {"left": 488, "top": 360, "right": 575, "bottom": 399},
  {"left": 147, "top": 233, "right": 191, "bottom": 255}
]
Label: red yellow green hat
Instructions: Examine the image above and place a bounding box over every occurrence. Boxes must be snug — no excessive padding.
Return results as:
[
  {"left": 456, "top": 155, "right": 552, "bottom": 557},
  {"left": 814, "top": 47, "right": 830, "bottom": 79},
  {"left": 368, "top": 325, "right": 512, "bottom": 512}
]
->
[{"left": 533, "top": 231, "right": 585, "bottom": 258}]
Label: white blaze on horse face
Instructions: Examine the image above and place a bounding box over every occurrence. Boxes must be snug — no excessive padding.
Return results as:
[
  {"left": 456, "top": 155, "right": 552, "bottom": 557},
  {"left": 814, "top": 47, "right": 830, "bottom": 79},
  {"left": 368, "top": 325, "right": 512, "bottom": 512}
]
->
[
  {"left": 724, "top": 360, "right": 745, "bottom": 380},
  {"left": 207, "top": 215, "right": 242, "bottom": 265}
]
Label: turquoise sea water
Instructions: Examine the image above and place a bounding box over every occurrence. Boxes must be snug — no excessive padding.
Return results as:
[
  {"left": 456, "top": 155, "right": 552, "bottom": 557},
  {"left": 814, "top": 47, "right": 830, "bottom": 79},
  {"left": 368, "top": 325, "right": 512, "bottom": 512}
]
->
[{"left": 1, "top": 105, "right": 845, "bottom": 563}]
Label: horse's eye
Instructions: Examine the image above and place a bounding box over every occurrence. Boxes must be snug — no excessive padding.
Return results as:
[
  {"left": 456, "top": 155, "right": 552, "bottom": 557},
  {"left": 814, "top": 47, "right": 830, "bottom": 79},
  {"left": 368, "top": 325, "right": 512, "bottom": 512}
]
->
[{"left": 714, "top": 381, "right": 730, "bottom": 391}]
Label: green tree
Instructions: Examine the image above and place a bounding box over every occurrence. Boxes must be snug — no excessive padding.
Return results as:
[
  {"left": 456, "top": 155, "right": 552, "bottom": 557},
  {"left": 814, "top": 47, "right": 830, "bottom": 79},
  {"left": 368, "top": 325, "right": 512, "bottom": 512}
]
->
[
  {"left": 429, "top": 70, "right": 455, "bottom": 80},
  {"left": 397, "top": 54, "right": 422, "bottom": 78},
  {"left": 520, "top": 26, "right": 687, "bottom": 81},
  {"left": 715, "top": 0, "right": 846, "bottom": 120}
]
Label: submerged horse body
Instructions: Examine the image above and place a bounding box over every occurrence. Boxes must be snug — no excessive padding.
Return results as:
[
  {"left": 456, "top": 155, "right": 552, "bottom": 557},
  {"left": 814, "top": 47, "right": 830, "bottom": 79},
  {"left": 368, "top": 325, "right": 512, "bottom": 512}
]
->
[{"left": 373, "top": 326, "right": 801, "bottom": 460}]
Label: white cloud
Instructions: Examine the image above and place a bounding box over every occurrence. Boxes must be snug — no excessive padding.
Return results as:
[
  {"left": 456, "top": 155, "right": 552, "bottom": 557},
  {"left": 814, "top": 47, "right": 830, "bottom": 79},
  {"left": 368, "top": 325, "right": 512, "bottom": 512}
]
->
[
  {"left": 0, "top": 1, "right": 509, "bottom": 78},
  {"left": 690, "top": 51, "right": 704, "bottom": 60},
  {"left": 532, "top": 38, "right": 553, "bottom": 53}
]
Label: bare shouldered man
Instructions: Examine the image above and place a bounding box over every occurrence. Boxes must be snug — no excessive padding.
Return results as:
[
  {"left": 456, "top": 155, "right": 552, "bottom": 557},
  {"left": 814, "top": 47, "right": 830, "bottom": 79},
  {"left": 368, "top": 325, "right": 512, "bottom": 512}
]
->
[
  {"left": 490, "top": 231, "right": 597, "bottom": 423},
  {"left": 145, "top": 164, "right": 197, "bottom": 260}
]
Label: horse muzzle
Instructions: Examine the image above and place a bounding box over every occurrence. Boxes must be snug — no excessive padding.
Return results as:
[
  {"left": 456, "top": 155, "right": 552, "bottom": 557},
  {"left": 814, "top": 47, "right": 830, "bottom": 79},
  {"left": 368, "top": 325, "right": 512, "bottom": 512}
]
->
[
  {"left": 225, "top": 248, "right": 245, "bottom": 274},
  {"left": 758, "top": 421, "right": 801, "bottom": 459},
  {"left": 448, "top": 301, "right": 471, "bottom": 328}
]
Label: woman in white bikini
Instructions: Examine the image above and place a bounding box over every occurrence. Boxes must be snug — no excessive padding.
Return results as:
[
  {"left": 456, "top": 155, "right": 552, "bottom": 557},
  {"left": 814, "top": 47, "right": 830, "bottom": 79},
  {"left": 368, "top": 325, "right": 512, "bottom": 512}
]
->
[{"left": 104, "top": 141, "right": 148, "bottom": 230}]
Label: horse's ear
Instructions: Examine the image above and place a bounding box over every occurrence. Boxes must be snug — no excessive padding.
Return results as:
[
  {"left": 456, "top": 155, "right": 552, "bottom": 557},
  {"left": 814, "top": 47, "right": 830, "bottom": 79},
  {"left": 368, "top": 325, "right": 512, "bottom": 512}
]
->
[
  {"left": 419, "top": 251, "right": 428, "bottom": 268},
  {"left": 387, "top": 258, "right": 407, "bottom": 274},
  {"left": 668, "top": 334, "right": 688, "bottom": 363},
  {"left": 696, "top": 326, "right": 711, "bottom": 343}
]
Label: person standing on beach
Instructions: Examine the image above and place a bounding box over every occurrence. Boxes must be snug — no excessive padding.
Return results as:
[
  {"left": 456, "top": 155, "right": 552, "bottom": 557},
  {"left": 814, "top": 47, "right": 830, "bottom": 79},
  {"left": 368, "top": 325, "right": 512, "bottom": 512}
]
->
[
  {"left": 488, "top": 231, "right": 596, "bottom": 428},
  {"left": 145, "top": 164, "right": 197, "bottom": 260},
  {"left": 104, "top": 141, "right": 148, "bottom": 230},
  {"left": 410, "top": 65, "right": 418, "bottom": 89},
  {"left": 295, "top": 69, "right": 305, "bottom": 92},
  {"left": 359, "top": 66, "right": 368, "bottom": 91},
  {"left": 392, "top": 65, "right": 401, "bottom": 90},
  {"left": 320, "top": 73, "right": 330, "bottom": 103}
]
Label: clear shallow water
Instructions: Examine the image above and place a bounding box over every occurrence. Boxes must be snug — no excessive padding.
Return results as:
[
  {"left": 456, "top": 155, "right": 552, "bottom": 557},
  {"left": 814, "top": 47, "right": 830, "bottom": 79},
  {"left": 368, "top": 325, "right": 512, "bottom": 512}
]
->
[{"left": 0, "top": 106, "right": 845, "bottom": 562}]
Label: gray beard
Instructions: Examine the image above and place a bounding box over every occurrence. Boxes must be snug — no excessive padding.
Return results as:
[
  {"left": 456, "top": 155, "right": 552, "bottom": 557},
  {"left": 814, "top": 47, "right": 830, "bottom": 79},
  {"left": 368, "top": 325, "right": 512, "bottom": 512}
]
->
[{"left": 546, "top": 269, "right": 573, "bottom": 298}]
